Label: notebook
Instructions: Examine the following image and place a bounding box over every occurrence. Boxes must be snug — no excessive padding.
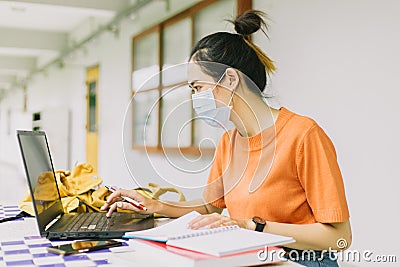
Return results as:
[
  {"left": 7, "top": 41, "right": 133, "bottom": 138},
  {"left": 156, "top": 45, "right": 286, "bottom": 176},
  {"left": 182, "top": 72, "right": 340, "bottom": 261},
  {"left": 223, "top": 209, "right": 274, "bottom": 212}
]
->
[
  {"left": 123, "top": 211, "right": 295, "bottom": 256},
  {"left": 16, "top": 130, "right": 154, "bottom": 240},
  {"left": 127, "top": 239, "right": 284, "bottom": 267}
]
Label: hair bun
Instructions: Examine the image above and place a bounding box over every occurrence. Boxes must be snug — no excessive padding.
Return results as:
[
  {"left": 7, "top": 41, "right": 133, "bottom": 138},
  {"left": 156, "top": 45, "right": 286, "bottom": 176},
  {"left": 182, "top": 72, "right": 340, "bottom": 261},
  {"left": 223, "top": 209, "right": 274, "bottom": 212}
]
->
[{"left": 234, "top": 10, "right": 266, "bottom": 36}]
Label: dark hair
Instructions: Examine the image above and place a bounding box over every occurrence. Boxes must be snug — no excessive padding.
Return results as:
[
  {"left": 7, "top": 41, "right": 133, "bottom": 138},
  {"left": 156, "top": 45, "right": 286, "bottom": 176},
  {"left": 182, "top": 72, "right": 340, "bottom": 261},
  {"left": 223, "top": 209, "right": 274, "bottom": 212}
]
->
[{"left": 190, "top": 10, "right": 275, "bottom": 93}]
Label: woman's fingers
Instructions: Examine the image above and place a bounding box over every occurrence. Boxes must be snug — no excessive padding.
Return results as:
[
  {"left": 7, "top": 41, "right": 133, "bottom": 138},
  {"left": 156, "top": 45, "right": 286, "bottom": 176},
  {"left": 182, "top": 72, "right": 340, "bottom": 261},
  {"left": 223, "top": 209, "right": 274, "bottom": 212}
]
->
[
  {"left": 189, "top": 214, "right": 217, "bottom": 229},
  {"left": 188, "top": 213, "right": 207, "bottom": 227},
  {"left": 189, "top": 213, "right": 237, "bottom": 229},
  {"left": 105, "top": 201, "right": 141, "bottom": 217},
  {"left": 118, "top": 189, "right": 145, "bottom": 202},
  {"left": 100, "top": 194, "right": 120, "bottom": 211},
  {"left": 101, "top": 189, "right": 143, "bottom": 209},
  {"left": 105, "top": 202, "right": 118, "bottom": 217},
  {"left": 101, "top": 188, "right": 152, "bottom": 217}
]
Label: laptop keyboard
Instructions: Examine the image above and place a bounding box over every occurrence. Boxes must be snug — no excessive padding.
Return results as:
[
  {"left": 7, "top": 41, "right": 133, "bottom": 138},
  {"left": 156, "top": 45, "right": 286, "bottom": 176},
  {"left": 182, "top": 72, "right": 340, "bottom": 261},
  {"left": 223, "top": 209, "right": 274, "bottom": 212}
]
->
[{"left": 65, "top": 213, "right": 110, "bottom": 232}]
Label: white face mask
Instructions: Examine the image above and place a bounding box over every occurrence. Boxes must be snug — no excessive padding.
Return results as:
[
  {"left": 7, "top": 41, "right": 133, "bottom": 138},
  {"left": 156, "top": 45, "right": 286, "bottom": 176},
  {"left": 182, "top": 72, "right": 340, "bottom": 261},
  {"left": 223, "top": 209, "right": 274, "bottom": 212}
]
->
[{"left": 191, "top": 77, "right": 235, "bottom": 130}]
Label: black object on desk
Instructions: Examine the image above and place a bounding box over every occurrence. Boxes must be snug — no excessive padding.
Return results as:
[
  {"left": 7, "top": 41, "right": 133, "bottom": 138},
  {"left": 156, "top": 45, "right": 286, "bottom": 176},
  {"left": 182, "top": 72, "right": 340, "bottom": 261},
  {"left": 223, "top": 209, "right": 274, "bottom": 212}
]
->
[{"left": 0, "top": 211, "right": 33, "bottom": 223}]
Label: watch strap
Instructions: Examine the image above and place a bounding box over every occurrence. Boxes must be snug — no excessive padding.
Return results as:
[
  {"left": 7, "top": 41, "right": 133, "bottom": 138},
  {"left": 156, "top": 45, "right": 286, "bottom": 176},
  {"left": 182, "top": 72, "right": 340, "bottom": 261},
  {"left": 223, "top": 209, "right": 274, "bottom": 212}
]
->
[{"left": 252, "top": 216, "right": 266, "bottom": 232}]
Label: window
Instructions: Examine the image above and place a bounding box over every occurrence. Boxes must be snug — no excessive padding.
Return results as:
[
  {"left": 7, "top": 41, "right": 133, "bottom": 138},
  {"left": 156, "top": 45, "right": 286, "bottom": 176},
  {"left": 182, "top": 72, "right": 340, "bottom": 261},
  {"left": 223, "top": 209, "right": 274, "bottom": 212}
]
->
[{"left": 131, "top": 0, "right": 238, "bottom": 155}]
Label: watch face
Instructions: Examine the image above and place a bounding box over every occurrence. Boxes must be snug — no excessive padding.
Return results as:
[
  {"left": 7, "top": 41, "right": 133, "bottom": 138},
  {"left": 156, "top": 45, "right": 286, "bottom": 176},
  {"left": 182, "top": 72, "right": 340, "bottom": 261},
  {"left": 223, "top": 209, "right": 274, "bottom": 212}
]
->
[{"left": 253, "top": 216, "right": 266, "bottom": 224}]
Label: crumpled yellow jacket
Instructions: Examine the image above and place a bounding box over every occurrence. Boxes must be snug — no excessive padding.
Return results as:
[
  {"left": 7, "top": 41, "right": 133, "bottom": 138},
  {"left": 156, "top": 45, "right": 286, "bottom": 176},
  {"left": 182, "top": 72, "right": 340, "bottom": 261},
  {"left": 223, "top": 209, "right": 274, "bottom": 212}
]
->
[
  {"left": 20, "top": 163, "right": 108, "bottom": 215},
  {"left": 19, "top": 164, "right": 186, "bottom": 216}
]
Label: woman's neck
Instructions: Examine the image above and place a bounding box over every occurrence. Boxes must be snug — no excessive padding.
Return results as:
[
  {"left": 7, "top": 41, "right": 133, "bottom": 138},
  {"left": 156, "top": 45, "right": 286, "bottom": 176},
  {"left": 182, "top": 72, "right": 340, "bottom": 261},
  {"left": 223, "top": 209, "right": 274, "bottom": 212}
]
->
[{"left": 231, "top": 92, "right": 279, "bottom": 137}]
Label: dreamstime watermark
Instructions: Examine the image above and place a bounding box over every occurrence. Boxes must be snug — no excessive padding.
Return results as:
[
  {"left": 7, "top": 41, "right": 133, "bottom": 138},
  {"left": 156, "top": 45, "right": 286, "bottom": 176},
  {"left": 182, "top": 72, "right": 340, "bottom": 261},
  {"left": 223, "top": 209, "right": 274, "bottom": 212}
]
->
[{"left": 257, "top": 239, "right": 398, "bottom": 264}]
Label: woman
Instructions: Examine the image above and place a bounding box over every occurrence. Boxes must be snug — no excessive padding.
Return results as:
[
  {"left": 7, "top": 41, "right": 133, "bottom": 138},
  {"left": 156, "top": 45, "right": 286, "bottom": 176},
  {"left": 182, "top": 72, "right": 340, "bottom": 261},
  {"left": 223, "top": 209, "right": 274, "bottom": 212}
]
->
[{"left": 102, "top": 10, "right": 351, "bottom": 266}]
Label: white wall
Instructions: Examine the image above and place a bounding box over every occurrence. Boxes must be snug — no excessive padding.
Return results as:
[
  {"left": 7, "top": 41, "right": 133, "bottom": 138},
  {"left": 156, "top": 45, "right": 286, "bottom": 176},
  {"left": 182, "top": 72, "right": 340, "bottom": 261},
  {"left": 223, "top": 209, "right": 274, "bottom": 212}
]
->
[
  {"left": 254, "top": 0, "right": 400, "bottom": 265},
  {"left": 0, "top": 89, "right": 31, "bottom": 201},
  {"left": 0, "top": 90, "right": 31, "bottom": 168}
]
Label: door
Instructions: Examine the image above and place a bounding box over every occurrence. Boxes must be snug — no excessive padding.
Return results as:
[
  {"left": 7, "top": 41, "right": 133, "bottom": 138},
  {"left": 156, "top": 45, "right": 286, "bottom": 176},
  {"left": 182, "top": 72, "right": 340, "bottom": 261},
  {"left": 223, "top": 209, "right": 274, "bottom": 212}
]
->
[{"left": 86, "top": 65, "right": 99, "bottom": 171}]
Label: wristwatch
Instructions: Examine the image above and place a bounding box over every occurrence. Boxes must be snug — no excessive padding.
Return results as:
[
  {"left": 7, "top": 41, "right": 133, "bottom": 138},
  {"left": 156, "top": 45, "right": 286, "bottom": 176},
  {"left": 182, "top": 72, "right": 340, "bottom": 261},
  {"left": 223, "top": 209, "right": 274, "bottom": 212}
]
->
[{"left": 252, "top": 216, "right": 266, "bottom": 232}]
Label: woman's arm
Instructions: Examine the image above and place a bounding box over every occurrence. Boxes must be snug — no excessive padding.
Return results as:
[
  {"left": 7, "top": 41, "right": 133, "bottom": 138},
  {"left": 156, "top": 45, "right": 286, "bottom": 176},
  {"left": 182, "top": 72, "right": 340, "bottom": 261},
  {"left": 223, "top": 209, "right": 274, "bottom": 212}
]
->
[
  {"left": 189, "top": 213, "right": 352, "bottom": 251},
  {"left": 158, "top": 199, "right": 223, "bottom": 218},
  {"left": 100, "top": 188, "right": 222, "bottom": 218},
  {"left": 256, "top": 219, "right": 352, "bottom": 251}
]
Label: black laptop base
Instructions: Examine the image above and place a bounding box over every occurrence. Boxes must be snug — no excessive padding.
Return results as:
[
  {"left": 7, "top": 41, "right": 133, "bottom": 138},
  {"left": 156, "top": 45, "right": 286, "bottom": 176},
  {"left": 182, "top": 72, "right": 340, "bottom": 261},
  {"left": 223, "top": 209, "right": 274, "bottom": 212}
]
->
[{"left": 44, "top": 212, "right": 154, "bottom": 240}]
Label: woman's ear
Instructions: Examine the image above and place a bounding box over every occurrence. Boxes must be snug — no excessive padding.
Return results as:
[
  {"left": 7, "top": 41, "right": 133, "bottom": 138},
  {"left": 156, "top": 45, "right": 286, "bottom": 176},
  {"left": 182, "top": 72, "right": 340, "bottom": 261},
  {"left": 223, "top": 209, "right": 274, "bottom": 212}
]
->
[{"left": 224, "top": 68, "right": 240, "bottom": 90}]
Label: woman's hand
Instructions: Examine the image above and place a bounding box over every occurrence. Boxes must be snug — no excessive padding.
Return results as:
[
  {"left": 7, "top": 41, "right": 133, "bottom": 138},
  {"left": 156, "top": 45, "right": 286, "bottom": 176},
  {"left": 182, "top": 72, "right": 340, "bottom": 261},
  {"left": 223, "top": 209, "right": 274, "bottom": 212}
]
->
[
  {"left": 100, "top": 188, "right": 161, "bottom": 217},
  {"left": 188, "top": 212, "right": 250, "bottom": 229}
]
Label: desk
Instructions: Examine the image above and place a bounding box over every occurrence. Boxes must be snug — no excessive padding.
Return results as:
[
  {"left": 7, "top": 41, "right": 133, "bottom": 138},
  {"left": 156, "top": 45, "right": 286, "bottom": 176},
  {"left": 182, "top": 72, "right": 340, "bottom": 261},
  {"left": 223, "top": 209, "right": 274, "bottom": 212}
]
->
[{"left": 0, "top": 206, "right": 300, "bottom": 267}]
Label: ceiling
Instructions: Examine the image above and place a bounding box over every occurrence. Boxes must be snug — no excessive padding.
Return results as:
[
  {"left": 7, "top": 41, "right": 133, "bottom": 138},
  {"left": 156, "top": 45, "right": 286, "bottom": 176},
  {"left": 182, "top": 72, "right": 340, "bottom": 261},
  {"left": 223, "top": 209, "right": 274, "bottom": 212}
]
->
[{"left": 0, "top": 0, "right": 156, "bottom": 99}]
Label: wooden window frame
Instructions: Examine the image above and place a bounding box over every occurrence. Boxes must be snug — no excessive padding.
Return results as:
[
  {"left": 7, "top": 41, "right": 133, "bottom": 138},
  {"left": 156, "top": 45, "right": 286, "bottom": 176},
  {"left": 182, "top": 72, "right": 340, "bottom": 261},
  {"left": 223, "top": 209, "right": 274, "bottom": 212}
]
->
[{"left": 131, "top": 0, "right": 251, "bottom": 156}]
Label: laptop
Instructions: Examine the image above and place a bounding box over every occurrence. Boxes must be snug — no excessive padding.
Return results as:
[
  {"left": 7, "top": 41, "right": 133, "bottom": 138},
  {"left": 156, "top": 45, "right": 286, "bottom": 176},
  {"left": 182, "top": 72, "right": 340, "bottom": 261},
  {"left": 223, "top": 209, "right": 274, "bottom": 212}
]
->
[{"left": 17, "top": 130, "right": 154, "bottom": 240}]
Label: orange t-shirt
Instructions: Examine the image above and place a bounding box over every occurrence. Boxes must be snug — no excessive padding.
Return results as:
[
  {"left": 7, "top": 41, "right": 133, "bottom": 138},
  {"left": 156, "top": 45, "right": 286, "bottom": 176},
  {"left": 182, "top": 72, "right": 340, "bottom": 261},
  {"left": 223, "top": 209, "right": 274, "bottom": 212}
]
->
[{"left": 203, "top": 107, "right": 349, "bottom": 224}]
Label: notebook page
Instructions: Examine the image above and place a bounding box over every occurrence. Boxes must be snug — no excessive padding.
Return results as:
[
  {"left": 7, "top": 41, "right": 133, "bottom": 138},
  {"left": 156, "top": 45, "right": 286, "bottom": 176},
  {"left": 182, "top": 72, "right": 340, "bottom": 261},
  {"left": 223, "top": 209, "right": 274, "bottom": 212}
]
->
[
  {"left": 123, "top": 211, "right": 234, "bottom": 241},
  {"left": 167, "top": 228, "right": 295, "bottom": 256}
]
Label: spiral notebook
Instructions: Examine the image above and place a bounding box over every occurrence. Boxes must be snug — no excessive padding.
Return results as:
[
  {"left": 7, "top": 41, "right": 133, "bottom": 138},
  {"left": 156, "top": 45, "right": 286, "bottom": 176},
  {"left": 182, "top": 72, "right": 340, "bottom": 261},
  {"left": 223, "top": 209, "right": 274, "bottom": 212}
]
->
[{"left": 123, "top": 211, "right": 294, "bottom": 256}]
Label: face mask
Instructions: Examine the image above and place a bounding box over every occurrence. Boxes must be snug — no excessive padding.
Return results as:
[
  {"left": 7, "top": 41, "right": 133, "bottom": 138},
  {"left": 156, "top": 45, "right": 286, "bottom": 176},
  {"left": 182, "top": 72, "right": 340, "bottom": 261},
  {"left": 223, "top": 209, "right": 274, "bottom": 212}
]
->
[{"left": 191, "top": 77, "right": 235, "bottom": 129}]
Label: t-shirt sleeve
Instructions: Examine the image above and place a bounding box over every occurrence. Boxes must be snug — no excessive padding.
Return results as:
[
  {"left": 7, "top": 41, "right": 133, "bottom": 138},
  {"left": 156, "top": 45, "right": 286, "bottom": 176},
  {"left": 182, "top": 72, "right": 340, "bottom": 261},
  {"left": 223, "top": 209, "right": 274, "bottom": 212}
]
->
[
  {"left": 202, "top": 133, "right": 228, "bottom": 209},
  {"left": 296, "top": 124, "right": 350, "bottom": 223}
]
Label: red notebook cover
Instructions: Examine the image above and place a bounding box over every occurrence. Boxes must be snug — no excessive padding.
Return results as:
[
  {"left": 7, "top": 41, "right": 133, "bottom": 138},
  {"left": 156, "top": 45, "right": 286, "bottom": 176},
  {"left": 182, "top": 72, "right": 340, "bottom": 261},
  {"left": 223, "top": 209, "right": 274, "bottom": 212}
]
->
[{"left": 135, "top": 239, "right": 283, "bottom": 261}]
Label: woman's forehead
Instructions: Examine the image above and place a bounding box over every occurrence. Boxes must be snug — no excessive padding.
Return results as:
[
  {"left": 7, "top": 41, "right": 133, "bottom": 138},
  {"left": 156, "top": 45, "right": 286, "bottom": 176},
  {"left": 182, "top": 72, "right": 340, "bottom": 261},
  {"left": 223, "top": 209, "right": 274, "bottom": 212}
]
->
[{"left": 187, "top": 62, "right": 214, "bottom": 83}]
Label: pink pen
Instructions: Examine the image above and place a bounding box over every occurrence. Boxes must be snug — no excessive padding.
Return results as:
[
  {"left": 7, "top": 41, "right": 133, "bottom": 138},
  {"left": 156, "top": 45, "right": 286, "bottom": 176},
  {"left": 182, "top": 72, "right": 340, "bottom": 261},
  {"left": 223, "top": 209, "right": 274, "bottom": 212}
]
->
[{"left": 105, "top": 185, "right": 147, "bottom": 211}]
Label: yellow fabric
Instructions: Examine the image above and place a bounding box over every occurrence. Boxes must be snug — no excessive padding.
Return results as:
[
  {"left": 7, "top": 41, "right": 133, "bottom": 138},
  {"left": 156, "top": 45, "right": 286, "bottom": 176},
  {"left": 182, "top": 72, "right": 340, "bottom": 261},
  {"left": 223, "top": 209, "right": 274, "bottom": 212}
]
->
[
  {"left": 19, "top": 163, "right": 106, "bottom": 216},
  {"left": 136, "top": 182, "right": 186, "bottom": 202},
  {"left": 19, "top": 163, "right": 187, "bottom": 217}
]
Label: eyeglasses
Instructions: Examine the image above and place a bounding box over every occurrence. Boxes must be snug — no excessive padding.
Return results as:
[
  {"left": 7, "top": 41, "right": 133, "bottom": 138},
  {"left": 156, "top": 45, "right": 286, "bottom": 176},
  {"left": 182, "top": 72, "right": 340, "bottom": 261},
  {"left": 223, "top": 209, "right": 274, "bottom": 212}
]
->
[{"left": 188, "top": 80, "right": 218, "bottom": 94}]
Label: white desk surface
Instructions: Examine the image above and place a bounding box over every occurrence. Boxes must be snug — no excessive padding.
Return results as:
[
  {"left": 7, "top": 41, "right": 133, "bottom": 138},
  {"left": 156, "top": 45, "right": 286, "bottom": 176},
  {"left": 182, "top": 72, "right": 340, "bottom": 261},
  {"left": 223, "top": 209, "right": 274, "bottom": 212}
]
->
[{"left": 0, "top": 215, "right": 300, "bottom": 267}]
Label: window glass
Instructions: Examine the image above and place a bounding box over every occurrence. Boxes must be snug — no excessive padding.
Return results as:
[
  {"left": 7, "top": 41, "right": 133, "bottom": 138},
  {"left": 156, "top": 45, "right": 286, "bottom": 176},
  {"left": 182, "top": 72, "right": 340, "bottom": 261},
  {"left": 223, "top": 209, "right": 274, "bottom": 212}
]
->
[
  {"left": 160, "top": 84, "right": 192, "bottom": 147},
  {"left": 132, "top": 32, "right": 159, "bottom": 91},
  {"left": 194, "top": 0, "right": 236, "bottom": 41},
  {"left": 131, "top": 0, "right": 237, "bottom": 152},
  {"left": 162, "top": 18, "right": 191, "bottom": 75},
  {"left": 132, "top": 90, "right": 160, "bottom": 147},
  {"left": 88, "top": 81, "right": 97, "bottom": 132}
]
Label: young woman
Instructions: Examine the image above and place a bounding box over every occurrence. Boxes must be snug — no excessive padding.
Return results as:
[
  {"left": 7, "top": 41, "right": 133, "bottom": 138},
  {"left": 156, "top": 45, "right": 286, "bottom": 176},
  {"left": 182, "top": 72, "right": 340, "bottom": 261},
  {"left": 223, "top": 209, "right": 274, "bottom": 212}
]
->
[{"left": 102, "top": 10, "right": 351, "bottom": 266}]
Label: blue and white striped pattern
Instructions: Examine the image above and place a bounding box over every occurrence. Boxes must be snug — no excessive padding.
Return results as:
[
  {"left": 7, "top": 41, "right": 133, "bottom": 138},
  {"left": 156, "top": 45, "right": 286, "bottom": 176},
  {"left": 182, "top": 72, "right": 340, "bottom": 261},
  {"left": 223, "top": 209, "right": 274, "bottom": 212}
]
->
[
  {"left": 0, "top": 235, "right": 128, "bottom": 266},
  {"left": 0, "top": 205, "right": 22, "bottom": 221}
]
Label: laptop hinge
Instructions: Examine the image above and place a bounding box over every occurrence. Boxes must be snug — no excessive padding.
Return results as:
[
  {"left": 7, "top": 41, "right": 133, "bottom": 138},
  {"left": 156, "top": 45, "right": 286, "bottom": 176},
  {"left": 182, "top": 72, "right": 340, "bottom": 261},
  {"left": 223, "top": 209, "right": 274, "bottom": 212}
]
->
[{"left": 42, "top": 231, "right": 49, "bottom": 238}]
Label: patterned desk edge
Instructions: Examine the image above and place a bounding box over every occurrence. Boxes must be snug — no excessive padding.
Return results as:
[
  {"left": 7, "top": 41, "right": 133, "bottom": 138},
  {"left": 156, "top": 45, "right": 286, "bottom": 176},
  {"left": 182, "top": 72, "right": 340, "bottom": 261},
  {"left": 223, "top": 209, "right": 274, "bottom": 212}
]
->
[
  {"left": 0, "top": 236, "right": 129, "bottom": 267},
  {"left": 0, "top": 205, "right": 23, "bottom": 221},
  {"left": 0, "top": 205, "right": 135, "bottom": 266}
]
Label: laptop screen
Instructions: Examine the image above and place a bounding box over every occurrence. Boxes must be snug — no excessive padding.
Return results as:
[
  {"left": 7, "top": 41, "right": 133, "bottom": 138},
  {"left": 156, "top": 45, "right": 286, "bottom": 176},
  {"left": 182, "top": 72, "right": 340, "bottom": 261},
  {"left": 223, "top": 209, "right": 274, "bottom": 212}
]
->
[{"left": 17, "top": 130, "right": 64, "bottom": 233}]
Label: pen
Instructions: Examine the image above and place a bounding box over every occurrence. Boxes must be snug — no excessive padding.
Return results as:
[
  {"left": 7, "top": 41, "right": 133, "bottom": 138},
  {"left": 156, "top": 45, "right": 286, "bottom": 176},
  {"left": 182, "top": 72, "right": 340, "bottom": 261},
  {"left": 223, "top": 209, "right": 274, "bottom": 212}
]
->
[{"left": 105, "top": 185, "right": 147, "bottom": 211}]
